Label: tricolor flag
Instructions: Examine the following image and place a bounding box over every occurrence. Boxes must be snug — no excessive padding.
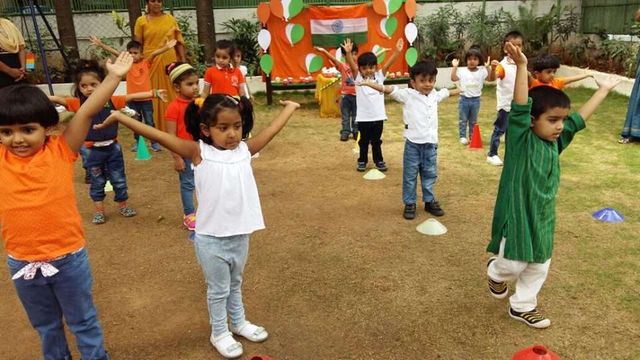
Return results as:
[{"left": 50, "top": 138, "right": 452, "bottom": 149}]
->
[{"left": 309, "top": 5, "right": 368, "bottom": 48}]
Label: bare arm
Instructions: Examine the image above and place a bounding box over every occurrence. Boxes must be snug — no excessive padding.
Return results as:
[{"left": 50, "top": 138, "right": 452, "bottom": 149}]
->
[
  {"left": 577, "top": 76, "right": 620, "bottom": 121},
  {"left": 245, "top": 101, "right": 300, "bottom": 155},
  {"left": 450, "top": 59, "right": 460, "bottom": 82},
  {"left": 342, "top": 38, "right": 359, "bottom": 78},
  {"left": 148, "top": 39, "right": 177, "bottom": 62},
  {"left": 447, "top": 87, "right": 462, "bottom": 96},
  {"left": 315, "top": 47, "right": 341, "bottom": 68},
  {"left": 89, "top": 36, "right": 120, "bottom": 57},
  {"left": 562, "top": 73, "right": 593, "bottom": 86},
  {"left": 505, "top": 42, "right": 528, "bottom": 106},
  {"left": 381, "top": 38, "right": 404, "bottom": 75},
  {"left": 357, "top": 80, "right": 393, "bottom": 94},
  {"left": 486, "top": 57, "right": 496, "bottom": 82},
  {"left": 18, "top": 45, "right": 26, "bottom": 72},
  {"left": 48, "top": 95, "right": 69, "bottom": 106},
  {"left": 125, "top": 89, "right": 168, "bottom": 102},
  {"left": 175, "top": 42, "right": 186, "bottom": 62},
  {"left": 165, "top": 121, "right": 186, "bottom": 171}
]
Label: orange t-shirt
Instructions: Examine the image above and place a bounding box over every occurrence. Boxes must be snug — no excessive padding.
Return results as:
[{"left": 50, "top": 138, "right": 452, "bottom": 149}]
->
[
  {"left": 529, "top": 78, "right": 566, "bottom": 90},
  {"left": 64, "top": 95, "right": 127, "bottom": 113},
  {"left": 165, "top": 97, "right": 194, "bottom": 140},
  {"left": 0, "top": 136, "right": 85, "bottom": 261},
  {"left": 127, "top": 59, "right": 153, "bottom": 100},
  {"left": 203, "top": 65, "right": 245, "bottom": 96}
]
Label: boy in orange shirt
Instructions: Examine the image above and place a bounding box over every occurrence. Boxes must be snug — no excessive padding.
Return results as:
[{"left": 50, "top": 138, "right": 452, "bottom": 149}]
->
[
  {"left": 202, "top": 40, "right": 246, "bottom": 97},
  {"left": 529, "top": 54, "right": 593, "bottom": 90}
]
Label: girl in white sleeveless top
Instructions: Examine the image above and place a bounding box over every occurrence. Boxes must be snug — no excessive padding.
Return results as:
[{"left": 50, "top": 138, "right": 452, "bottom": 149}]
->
[{"left": 96, "top": 94, "right": 300, "bottom": 359}]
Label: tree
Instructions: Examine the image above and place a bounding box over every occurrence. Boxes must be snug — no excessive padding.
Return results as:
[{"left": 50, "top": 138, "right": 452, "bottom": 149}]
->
[
  {"left": 195, "top": 0, "right": 215, "bottom": 63},
  {"left": 52, "top": 0, "right": 78, "bottom": 60},
  {"left": 126, "top": 0, "right": 142, "bottom": 36}
]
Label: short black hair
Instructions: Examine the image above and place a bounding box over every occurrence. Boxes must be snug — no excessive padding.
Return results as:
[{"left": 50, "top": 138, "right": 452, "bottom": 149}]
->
[
  {"left": 465, "top": 46, "right": 485, "bottom": 64},
  {"left": 530, "top": 86, "right": 571, "bottom": 119},
  {"left": 357, "top": 51, "right": 377, "bottom": 68},
  {"left": 73, "top": 59, "right": 105, "bottom": 98},
  {"left": 532, "top": 54, "right": 561, "bottom": 72},
  {"left": 503, "top": 30, "right": 524, "bottom": 47},
  {"left": 410, "top": 60, "right": 438, "bottom": 79},
  {"left": 0, "top": 84, "right": 59, "bottom": 127},
  {"left": 215, "top": 39, "right": 235, "bottom": 55},
  {"left": 340, "top": 43, "right": 358, "bottom": 55},
  {"left": 126, "top": 40, "right": 143, "bottom": 51}
]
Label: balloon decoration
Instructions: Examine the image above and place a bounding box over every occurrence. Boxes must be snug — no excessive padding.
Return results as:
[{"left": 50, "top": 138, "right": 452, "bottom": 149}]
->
[
  {"left": 260, "top": 54, "right": 273, "bottom": 75},
  {"left": 372, "top": 0, "right": 403, "bottom": 17},
  {"left": 372, "top": 45, "right": 386, "bottom": 64},
  {"left": 285, "top": 23, "right": 304, "bottom": 46},
  {"left": 404, "top": 0, "right": 417, "bottom": 20},
  {"left": 305, "top": 53, "right": 323, "bottom": 74},
  {"left": 379, "top": 16, "right": 398, "bottom": 39},
  {"left": 405, "top": 47, "right": 418, "bottom": 67},
  {"left": 270, "top": 0, "right": 305, "bottom": 22},
  {"left": 258, "top": 29, "right": 272, "bottom": 51},
  {"left": 335, "top": 48, "right": 344, "bottom": 63},
  {"left": 404, "top": 22, "right": 417, "bottom": 46},
  {"left": 257, "top": 2, "right": 271, "bottom": 25}
]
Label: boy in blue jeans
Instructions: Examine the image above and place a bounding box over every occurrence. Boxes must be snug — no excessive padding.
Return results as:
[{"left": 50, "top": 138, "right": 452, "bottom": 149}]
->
[{"left": 358, "top": 60, "right": 460, "bottom": 218}]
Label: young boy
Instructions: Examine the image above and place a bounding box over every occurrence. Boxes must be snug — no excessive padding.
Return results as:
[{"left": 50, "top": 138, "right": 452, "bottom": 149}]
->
[
  {"left": 487, "top": 31, "right": 524, "bottom": 167},
  {"left": 90, "top": 36, "right": 176, "bottom": 151},
  {"left": 315, "top": 43, "right": 359, "bottom": 141},
  {"left": 529, "top": 54, "right": 593, "bottom": 90},
  {"left": 486, "top": 41, "right": 619, "bottom": 329},
  {"left": 343, "top": 37, "right": 403, "bottom": 172},
  {"left": 358, "top": 60, "right": 460, "bottom": 218}
]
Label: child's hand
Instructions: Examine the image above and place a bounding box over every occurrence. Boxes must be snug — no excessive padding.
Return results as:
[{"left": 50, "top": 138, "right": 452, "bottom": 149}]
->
[
  {"left": 505, "top": 41, "right": 526, "bottom": 65},
  {"left": 491, "top": 59, "right": 499, "bottom": 67},
  {"left": 89, "top": 35, "right": 103, "bottom": 47},
  {"left": 156, "top": 89, "right": 169, "bottom": 102},
  {"left": 484, "top": 56, "right": 492, "bottom": 67},
  {"left": 279, "top": 100, "right": 300, "bottom": 109},
  {"left": 165, "top": 39, "right": 177, "bottom": 49},
  {"left": 173, "top": 157, "right": 185, "bottom": 172},
  {"left": 395, "top": 38, "right": 404, "bottom": 52},
  {"left": 93, "top": 111, "right": 122, "bottom": 130},
  {"left": 341, "top": 38, "right": 353, "bottom": 53},
  {"left": 451, "top": 58, "right": 459, "bottom": 67},
  {"left": 105, "top": 52, "right": 133, "bottom": 78},
  {"left": 595, "top": 75, "right": 621, "bottom": 91}
]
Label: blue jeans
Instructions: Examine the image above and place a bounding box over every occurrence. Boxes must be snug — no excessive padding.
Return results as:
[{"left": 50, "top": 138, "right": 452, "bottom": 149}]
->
[
  {"left": 458, "top": 96, "right": 480, "bottom": 138},
  {"left": 127, "top": 100, "right": 157, "bottom": 143},
  {"left": 179, "top": 158, "right": 195, "bottom": 215},
  {"left": 193, "top": 233, "right": 249, "bottom": 338},
  {"left": 402, "top": 140, "right": 438, "bottom": 205},
  {"left": 340, "top": 94, "right": 357, "bottom": 136},
  {"left": 8, "top": 249, "right": 108, "bottom": 360},
  {"left": 488, "top": 109, "right": 509, "bottom": 157},
  {"left": 85, "top": 143, "right": 128, "bottom": 202}
]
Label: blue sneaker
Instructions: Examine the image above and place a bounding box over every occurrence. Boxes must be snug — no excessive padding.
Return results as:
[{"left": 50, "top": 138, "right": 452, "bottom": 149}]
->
[{"left": 151, "top": 142, "right": 161, "bottom": 152}]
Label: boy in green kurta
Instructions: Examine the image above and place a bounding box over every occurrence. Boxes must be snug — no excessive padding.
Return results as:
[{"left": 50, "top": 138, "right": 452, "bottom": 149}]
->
[{"left": 486, "top": 41, "right": 620, "bottom": 329}]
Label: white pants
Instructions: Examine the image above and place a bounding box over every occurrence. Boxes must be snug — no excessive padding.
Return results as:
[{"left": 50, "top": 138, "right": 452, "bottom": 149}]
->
[{"left": 487, "top": 238, "right": 551, "bottom": 312}]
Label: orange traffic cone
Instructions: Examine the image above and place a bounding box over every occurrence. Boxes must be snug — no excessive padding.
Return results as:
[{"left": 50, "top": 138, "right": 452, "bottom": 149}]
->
[
  {"left": 468, "top": 123, "right": 483, "bottom": 150},
  {"left": 513, "top": 345, "right": 560, "bottom": 360}
]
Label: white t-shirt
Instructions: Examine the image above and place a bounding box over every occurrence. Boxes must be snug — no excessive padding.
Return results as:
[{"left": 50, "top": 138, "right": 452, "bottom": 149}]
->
[
  {"left": 457, "top": 67, "right": 488, "bottom": 98},
  {"left": 355, "top": 70, "right": 387, "bottom": 122},
  {"left": 389, "top": 87, "right": 450, "bottom": 144},
  {"left": 194, "top": 141, "right": 264, "bottom": 237},
  {"left": 496, "top": 57, "right": 517, "bottom": 111}
]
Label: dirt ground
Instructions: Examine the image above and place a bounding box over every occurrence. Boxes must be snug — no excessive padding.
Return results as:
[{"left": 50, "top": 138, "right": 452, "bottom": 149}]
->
[{"left": 1, "top": 92, "right": 638, "bottom": 359}]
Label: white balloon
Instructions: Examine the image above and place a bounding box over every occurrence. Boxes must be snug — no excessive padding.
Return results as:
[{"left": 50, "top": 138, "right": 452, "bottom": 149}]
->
[
  {"left": 282, "top": 0, "right": 292, "bottom": 21},
  {"left": 404, "top": 23, "right": 418, "bottom": 46},
  {"left": 258, "top": 29, "right": 271, "bottom": 51},
  {"left": 335, "top": 47, "right": 343, "bottom": 62},
  {"left": 305, "top": 53, "right": 315, "bottom": 71},
  {"left": 380, "top": 18, "right": 389, "bottom": 38}
]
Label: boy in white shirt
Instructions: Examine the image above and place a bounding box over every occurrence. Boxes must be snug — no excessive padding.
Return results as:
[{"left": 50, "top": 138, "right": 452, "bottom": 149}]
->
[
  {"left": 358, "top": 60, "right": 460, "bottom": 218},
  {"left": 343, "top": 38, "right": 403, "bottom": 172}
]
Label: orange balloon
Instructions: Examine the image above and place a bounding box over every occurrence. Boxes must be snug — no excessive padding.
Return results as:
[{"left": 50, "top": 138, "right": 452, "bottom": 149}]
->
[
  {"left": 257, "top": 2, "right": 270, "bottom": 25},
  {"left": 270, "top": 0, "right": 284, "bottom": 20},
  {"left": 372, "top": 0, "right": 387, "bottom": 17},
  {"left": 405, "top": 0, "right": 417, "bottom": 20}
]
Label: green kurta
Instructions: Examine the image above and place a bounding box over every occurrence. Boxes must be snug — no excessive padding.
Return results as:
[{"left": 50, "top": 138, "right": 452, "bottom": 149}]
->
[{"left": 487, "top": 100, "right": 585, "bottom": 263}]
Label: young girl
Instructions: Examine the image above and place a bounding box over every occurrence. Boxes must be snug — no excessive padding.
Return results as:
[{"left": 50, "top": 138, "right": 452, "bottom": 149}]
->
[
  {"left": 95, "top": 95, "right": 300, "bottom": 359},
  {"left": 164, "top": 61, "right": 200, "bottom": 230},
  {"left": 202, "top": 39, "right": 246, "bottom": 97},
  {"left": 232, "top": 47, "right": 251, "bottom": 99},
  {"left": 450, "top": 46, "right": 496, "bottom": 144},
  {"left": 0, "top": 52, "right": 133, "bottom": 360},
  {"left": 49, "top": 59, "right": 168, "bottom": 225}
]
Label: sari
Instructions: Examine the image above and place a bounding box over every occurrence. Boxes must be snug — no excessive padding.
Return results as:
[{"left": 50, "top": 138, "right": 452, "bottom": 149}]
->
[{"left": 621, "top": 49, "right": 640, "bottom": 140}]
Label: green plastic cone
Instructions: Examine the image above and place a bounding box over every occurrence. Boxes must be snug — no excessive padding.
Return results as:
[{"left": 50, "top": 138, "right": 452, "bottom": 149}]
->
[{"left": 135, "top": 136, "right": 152, "bottom": 160}]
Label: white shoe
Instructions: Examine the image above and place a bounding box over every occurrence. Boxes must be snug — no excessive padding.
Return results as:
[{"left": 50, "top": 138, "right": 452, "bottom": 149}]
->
[
  {"left": 211, "top": 332, "right": 243, "bottom": 359},
  {"left": 486, "top": 155, "right": 503, "bottom": 166},
  {"left": 459, "top": 138, "right": 469, "bottom": 145}
]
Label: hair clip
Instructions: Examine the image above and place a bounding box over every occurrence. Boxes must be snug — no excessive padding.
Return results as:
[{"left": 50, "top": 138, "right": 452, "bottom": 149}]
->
[{"left": 194, "top": 97, "right": 205, "bottom": 109}]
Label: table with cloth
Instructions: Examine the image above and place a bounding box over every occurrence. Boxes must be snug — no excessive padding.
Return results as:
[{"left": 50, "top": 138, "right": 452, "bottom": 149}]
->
[{"left": 315, "top": 74, "right": 341, "bottom": 118}]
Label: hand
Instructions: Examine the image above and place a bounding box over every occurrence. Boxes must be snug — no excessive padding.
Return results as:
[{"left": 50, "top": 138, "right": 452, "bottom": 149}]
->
[
  {"left": 89, "top": 35, "right": 103, "bottom": 47},
  {"left": 93, "top": 111, "right": 122, "bottom": 130},
  {"left": 105, "top": 52, "right": 133, "bottom": 78},
  {"left": 505, "top": 41, "right": 526, "bottom": 65},
  {"left": 484, "top": 56, "right": 492, "bottom": 67},
  {"left": 395, "top": 38, "right": 404, "bottom": 52},
  {"left": 451, "top": 58, "right": 459, "bottom": 67},
  {"left": 491, "top": 59, "right": 499, "bottom": 67},
  {"left": 164, "top": 39, "right": 177, "bottom": 49},
  {"left": 341, "top": 38, "right": 353, "bottom": 53},
  {"left": 314, "top": 46, "right": 327, "bottom": 53},
  {"left": 173, "top": 157, "right": 185, "bottom": 172},
  {"left": 595, "top": 75, "right": 621, "bottom": 91},
  {"left": 156, "top": 89, "right": 169, "bottom": 102},
  {"left": 6, "top": 67, "right": 23, "bottom": 80},
  {"left": 279, "top": 100, "right": 300, "bottom": 109}
]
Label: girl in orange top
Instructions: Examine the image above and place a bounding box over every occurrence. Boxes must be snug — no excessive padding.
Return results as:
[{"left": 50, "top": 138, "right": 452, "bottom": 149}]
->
[{"left": 0, "top": 52, "right": 133, "bottom": 360}]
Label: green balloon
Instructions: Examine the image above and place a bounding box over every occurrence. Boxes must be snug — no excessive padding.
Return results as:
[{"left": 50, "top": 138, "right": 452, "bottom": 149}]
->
[
  {"left": 308, "top": 55, "right": 323, "bottom": 73},
  {"left": 288, "top": 0, "right": 304, "bottom": 20},
  {"left": 385, "top": 17, "right": 398, "bottom": 37},
  {"left": 405, "top": 47, "right": 418, "bottom": 67},
  {"left": 377, "top": 52, "right": 386, "bottom": 65},
  {"left": 260, "top": 54, "right": 273, "bottom": 75},
  {"left": 291, "top": 24, "right": 304, "bottom": 45},
  {"left": 388, "top": 0, "right": 403, "bottom": 15}
]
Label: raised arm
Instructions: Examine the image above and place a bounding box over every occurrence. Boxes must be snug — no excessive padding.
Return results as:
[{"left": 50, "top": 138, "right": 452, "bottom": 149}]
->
[
  {"left": 577, "top": 76, "right": 620, "bottom": 121},
  {"left": 505, "top": 41, "right": 528, "bottom": 106},
  {"left": 381, "top": 38, "right": 404, "bottom": 75},
  {"left": 315, "top": 46, "right": 341, "bottom": 67},
  {"left": 63, "top": 52, "right": 132, "bottom": 152},
  {"left": 342, "top": 38, "right": 359, "bottom": 77},
  {"left": 486, "top": 57, "right": 496, "bottom": 82},
  {"left": 245, "top": 100, "right": 300, "bottom": 155},
  {"left": 148, "top": 39, "right": 177, "bottom": 62},
  {"left": 562, "top": 73, "right": 593, "bottom": 86},
  {"left": 450, "top": 58, "right": 460, "bottom": 82},
  {"left": 89, "top": 36, "right": 120, "bottom": 57}
]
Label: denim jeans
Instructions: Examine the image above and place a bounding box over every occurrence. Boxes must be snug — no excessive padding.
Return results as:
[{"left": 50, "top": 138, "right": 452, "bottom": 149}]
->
[
  {"left": 193, "top": 233, "right": 250, "bottom": 338},
  {"left": 488, "top": 109, "right": 509, "bottom": 157},
  {"left": 357, "top": 120, "right": 384, "bottom": 164},
  {"left": 178, "top": 158, "right": 195, "bottom": 215},
  {"left": 340, "top": 94, "right": 357, "bottom": 136},
  {"left": 458, "top": 96, "right": 481, "bottom": 139},
  {"left": 85, "top": 143, "right": 128, "bottom": 202},
  {"left": 127, "top": 100, "right": 156, "bottom": 143},
  {"left": 8, "top": 249, "right": 108, "bottom": 360},
  {"left": 402, "top": 140, "right": 438, "bottom": 205}
]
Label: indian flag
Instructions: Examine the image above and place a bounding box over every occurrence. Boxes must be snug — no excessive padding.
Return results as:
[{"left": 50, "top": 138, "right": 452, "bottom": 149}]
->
[{"left": 309, "top": 5, "right": 369, "bottom": 47}]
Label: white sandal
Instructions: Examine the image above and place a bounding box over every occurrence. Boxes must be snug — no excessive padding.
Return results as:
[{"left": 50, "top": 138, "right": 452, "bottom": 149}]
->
[
  {"left": 231, "top": 321, "right": 269, "bottom": 342},
  {"left": 211, "top": 331, "right": 243, "bottom": 359}
]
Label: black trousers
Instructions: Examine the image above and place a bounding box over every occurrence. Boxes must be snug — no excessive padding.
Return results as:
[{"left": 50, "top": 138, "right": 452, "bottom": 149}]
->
[{"left": 357, "top": 120, "right": 384, "bottom": 164}]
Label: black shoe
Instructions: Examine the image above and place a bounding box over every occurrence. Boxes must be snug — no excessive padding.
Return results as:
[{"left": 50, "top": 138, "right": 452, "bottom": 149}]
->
[
  {"left": 340, "top": 133, "right": 349, "bottom": 141},
  {"left": 509, "top": 307, "right": 551, "bottom": 329},
  {"left": 352, "top": 132, "right": 358, "bottom": 141},
  {"left": 425, "top": 200, "right": 444, "bottom": 216},
  {"left": 357, "top": 162, "right": 366, "bottom": 172},
  {"left": 375, "top": 161, "right": 388, "bottom": 172},
  {"left": 403, "top": 204, "right": 416, "bottom": 220},
  {"left": 487, "top": 257, "right": 508, "bottom": 299}
]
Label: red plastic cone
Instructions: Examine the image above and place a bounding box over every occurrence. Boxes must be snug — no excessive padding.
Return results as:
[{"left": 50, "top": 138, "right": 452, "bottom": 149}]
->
[
  {"left": 468, "top": 123, "right": 483, "bottom": 150},
  {"left": 513, "top": 345, "right": 561, "bottom": 360}
]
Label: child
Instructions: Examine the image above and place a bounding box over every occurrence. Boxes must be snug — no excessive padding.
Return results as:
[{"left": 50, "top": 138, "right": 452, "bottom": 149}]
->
[
  {"left": 94, "top": 95, "right": 300, "bottom": 359},
  {"left": 202, "top": 40, "right": 246, "bottom": 97},
  {"left": 451, "top": 46, "right": 496, "bottom": 144},
  {"left": 90, "top": 36, "right": 177, "bottom": 152},
  {"left": 49, "top": 59, "right": 168, "bottom": 224},
  {"left": 487, "top": 31, "right": 524, "bottom": 167},
  {"left": 529, "top": 54, "right": 593, "bottom": 90},
  {"left": 164, "top": 61, "right": 200, "bottom": 230},
  {"left": 0, "top": 52, "right": 133, "bottom": 359},
  {"left": 486, "top": 41, "right": 619, "bottom": 329},
  {"left": 359, "top": 60, "right": 460, "bottom": 219},
  {"left": 315, "top": 43, "right": 359, "bottom": 141},
  {"left": 232, "top": 47, "right": 251, "bottom": 99},
  {"left": 344, "top": 37, "right": 403, "bottom": 172}
]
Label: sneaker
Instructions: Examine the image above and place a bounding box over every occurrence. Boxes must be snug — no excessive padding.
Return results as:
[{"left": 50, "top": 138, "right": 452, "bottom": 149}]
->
[
  {"left": 509, "top": 307, "right": 551, "bottom": 329},
  {"left": 340, "top": 133, "right": 349, "bottom": 141},
  {"left": 403, "top": 203, "right": 416, "bottom": 220},
  {"left": 151, "top": 142, "right": 162, "bottom": 152},
  {"left": 119, "top": 207, "right": 137, "bottom": 217},
  {"left": 425, "top": 200, "right": 444, "bottom": 216},
  {"left": 460, "top": 137, "right": 469, "bottom": 145},
  {"left": 487, "top": 257, "right": 508, "bottom": 299},
  {"left": 486, "top": 155, "right": 503, "bottom": 166},
  {"left": 131, "top": 143, "right": 138, "bottom": 152},
  {"left": 357, "top": 162, "right": 366, "bottom": 172},
  {"left": 375, "top": 161, "right": 388, "bottom": 172},
  {"left": 183, "top": 213, "right": 196, "bottom": 231},
  {"left": 92, "top": 212, "right": 106, "bottom": 225}
]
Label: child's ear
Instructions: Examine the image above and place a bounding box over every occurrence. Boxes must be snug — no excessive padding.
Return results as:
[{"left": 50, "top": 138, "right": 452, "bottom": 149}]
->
[
  {"left": 199, "top": 123, "right": 210, "bottom": 137},
  {"left": 530, "top": 115, "right": 535, "bottom": 128}
]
